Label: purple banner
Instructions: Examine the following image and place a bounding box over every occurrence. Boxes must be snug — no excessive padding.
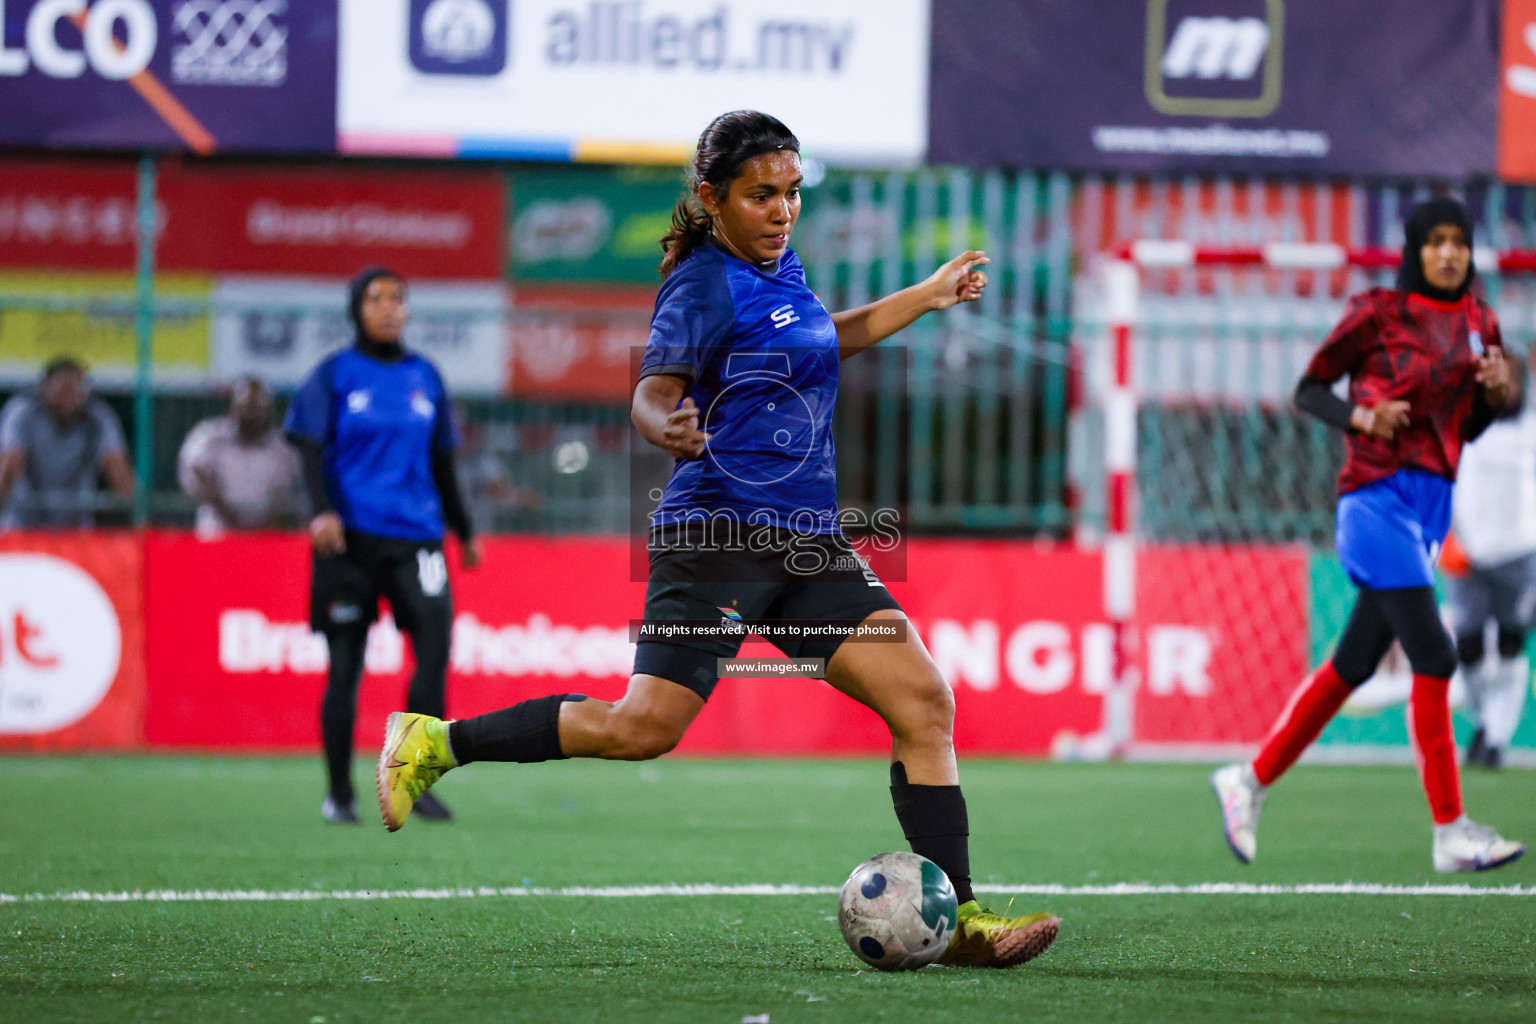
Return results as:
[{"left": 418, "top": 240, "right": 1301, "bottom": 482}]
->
[
  {"left": 0, "top": 0, "right": 336, "bottom": 154},
  {"left": 930, "top": 0, "right": 1500, "bottom": 176}
]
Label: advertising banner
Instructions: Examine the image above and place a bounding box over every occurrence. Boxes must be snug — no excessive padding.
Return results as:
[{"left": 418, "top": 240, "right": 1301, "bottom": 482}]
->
[
  {"left": 0, "top": 271, "right": 210, "bottom": 388},
  {"left": 142, "top": 532, "right": 647, "bottom": 749},
  {"left": 1499, "top": 0, "right": 1536, "bottom": 183},
  {"left": 509, "top": 165, "right": 683, "bottom": 285},
  {"left": 159, "top": 164, "right": 506, "bottom": 279},
  {"left": 930, "top": 0, "right": 1500, "bottom": 176},
  {"left": 0, "top": 533, "right": 145, "bottom": 750},
  {"left": 0, "top": 159, "right": 141, "bottom": 271},
  {"left": 508, "top": 287, "right": 649, "bottom": 401},
  {"left": 140, "top": 533, "right": 1310, "bottom": 755},
  {"left": 208, "top": 276, "right": 509, "bottom": 394},
  {"left": 0, "top": 0, "right": 338, "bottom": 154},
  {"left": 337, "top": 0, "right": 929, "bottom": 165}
]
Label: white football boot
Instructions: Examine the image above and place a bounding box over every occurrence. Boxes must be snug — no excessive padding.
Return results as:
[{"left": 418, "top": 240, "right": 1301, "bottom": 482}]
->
[
  {"left": 1432, "top": 816, "right": 1525, "bottom": 873},
  {"left": 1211, "top": 763, "right": 1265, "bottom": 864}
]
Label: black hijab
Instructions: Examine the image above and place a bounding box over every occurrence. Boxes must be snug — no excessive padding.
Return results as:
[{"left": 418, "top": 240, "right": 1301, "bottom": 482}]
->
[
  {"left": 348, "top": 265, "right": 406, "bottom": 360},
  {"left": 1396, "top": 197, "right": 1476, "bottom": 303}
]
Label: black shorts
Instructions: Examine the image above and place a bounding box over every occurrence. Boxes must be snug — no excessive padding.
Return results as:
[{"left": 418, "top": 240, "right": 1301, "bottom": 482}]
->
[
  {"left": 633, "top": 528, "right": 903, "bottom": 700},
  {"left": 310, "top": 531, "right": 453, "bottom": 635}
]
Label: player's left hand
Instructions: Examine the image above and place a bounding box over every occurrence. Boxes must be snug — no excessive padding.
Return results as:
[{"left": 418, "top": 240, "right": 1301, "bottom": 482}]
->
[
  {"left": 1475, "top": 347, "right": 1515, "bottom": 407},
  {"left": 461, "top": 538, "right": 483, "bottom": 570},
  {"left": 926, "top": 250, "right": 989, "bottom": 311}
]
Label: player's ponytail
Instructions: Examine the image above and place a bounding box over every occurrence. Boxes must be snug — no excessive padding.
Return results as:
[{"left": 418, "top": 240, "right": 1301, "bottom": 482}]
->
[
  {"left": 659, "top": 198, "right": 712, "bottom": 280},
  {"left": 660, "top": 110, "right": 800, "bottom": 279}
]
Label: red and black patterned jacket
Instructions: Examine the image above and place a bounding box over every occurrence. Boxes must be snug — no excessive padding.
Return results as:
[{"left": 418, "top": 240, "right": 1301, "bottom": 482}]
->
[{"left": 1305, "top": 287, "right": 1505, "bottom": 495}]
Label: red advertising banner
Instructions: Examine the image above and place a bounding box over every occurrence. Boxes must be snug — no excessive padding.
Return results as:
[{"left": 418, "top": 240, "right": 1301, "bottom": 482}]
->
[
  {"left": 141, "top": 533, "right": 1308, "bottom": 756},
  {"left": 1499, "top": 0, "right": 1536, "bottom": 183},
  {"left": 509, "top": 286, "right": 652, "bottom": 402},
  {"left": 0, "top": 159, "right": 141, "bottom": 271},
  {"left": 0, "top": 161, "right": 508, "bottom": 278},
  {"left": 0, "top": 533, "right": 145, "bottom": 750},
  {"left": 143, "top": 532, "right": 646, "bottom": 750},
  {"left": 156, "top": 164, "right": 506, "bottom": 279}
]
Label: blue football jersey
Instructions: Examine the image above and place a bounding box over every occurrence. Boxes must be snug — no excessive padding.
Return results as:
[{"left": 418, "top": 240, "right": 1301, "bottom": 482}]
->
[
  {"left": 285, "top": 347, "right": 458, "bottom": 542},
  {"left": 641, "top": 242, "right": 841, "bottom": 533}
]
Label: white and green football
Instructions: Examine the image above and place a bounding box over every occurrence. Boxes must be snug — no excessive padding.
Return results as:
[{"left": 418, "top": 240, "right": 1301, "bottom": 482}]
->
[{"left": 837, "top": 851, "right": 959, "bottom": 970}]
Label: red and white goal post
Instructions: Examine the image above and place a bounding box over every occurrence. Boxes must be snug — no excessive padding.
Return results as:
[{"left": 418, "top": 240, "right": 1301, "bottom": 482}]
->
[{"left": 1069, "top": 241, "right": 1536, "bottom": 762}]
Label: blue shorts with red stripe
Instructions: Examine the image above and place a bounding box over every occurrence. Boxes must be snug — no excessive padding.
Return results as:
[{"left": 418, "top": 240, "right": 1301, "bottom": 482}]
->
[{"left": 1335, "top": 469, "right": 1453, "bottom": 590}]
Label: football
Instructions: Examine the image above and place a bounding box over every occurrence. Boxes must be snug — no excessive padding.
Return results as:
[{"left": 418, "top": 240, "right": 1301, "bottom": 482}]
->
[{"left": 837, "top": 851, "right": 959, "bottom": 970}]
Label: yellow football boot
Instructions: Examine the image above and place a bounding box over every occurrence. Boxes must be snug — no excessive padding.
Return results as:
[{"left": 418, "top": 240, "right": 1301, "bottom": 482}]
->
[
  {"left": 376, "top": 712, "right": 456, "bottom": 832},
  {"left": 937, "top": 900, "right": 1060, "bottom": 968}
]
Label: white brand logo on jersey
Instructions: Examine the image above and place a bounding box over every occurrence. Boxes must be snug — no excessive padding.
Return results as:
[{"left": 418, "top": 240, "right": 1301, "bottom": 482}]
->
[
  {"left": 410, "top": 391, "right": 436, "bottom": 419},
  {"left": 417, "top": 549, "right": 448, "bottom": 597},
  {"left": 347, "top": 390, "right": 370, "bottom": 413},
  {"left": 769, "top": 304, "right": 801, "bottom": 330},
  {"left": 1469, "top": 331, "right": 1485, "bottom": 357}
]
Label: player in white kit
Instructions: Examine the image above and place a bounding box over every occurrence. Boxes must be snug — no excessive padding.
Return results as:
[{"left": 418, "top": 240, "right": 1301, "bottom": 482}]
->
[{"left": 1446, "top": 371, "right": 1536, "bottom": 768}]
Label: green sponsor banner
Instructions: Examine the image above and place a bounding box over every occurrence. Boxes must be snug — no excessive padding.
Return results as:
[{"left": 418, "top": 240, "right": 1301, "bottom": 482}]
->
[
  {"left": 507, "top": 165, "right": 859, "bottom": 287},
  {"left": 508, "top": 165, "right": 686, "bottom": 286},
  {"left": 1310, "top": 550, "right": 1536, "bottom": 751},
  {"left": 506, "top": 165, "right": 1007, "bottom": 291}
]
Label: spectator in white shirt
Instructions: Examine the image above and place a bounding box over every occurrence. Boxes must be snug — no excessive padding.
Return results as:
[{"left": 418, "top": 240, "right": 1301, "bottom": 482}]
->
[
  {"left": 178, "top": 377, "right": 301, "bottom": 536},
  {"left": 1446, "top": 375, "right": 1536, "bottom": 769}
]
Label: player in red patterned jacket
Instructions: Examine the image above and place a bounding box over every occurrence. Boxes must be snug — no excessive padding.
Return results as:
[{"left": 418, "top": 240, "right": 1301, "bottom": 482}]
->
[{"left": 1212, "top": 196, "right": 1526, "bottom": 873}]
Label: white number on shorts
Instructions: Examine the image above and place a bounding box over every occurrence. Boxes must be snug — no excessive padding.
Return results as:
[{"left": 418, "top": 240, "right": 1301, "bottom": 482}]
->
[{"left": 417, "top": 549, "right": 448, "bottom": 597}]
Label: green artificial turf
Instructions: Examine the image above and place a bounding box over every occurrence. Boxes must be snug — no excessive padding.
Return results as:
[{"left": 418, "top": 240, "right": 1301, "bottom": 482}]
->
[{"left": 2, "top": 757, "right": 1533, "bottom": 1023}]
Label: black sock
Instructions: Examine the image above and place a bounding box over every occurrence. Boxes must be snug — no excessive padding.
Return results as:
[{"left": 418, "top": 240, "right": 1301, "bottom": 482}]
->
[
  {"left": 448, "top": 694, "right": 587, "bottom": 765},
  {"left": 889, "top": 761, "right": 975, "bottom": 906},
  {"left": 320, "top": 627, "right": 368, "bottom": 804}
]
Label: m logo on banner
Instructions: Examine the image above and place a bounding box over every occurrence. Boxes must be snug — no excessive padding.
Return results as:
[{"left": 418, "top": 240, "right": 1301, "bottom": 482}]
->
[{"left": 1144, "top": 0, "right": 1283, "bottom": 117}]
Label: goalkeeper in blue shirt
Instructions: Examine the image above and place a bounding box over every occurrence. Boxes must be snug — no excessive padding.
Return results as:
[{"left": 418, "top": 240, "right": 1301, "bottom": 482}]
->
[
  {"left": 377, "top": 111, "right": 1058, "bottom": 968},
  {"left": 286, "top": 266, "right": 481, "bottom": 825}
]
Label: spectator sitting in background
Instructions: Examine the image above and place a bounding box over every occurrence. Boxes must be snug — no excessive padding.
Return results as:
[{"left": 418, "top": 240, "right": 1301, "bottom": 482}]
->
[
  {"left": 178, "top": 376, "right": 301, "bottom": 537},
  {"left": 0, "top": 356, "right": 133, "bottom": 530},
  {"left": 455, "top": 405, "right": 541, "bottom": 516}
]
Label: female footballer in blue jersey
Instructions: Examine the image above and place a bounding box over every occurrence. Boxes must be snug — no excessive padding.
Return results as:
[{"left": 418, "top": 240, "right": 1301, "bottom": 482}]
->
[
  {"left": 1213, "top": 197, "right": 1525, "bottom": 873},
  {"left": 286, "top": 267, "right": 481, "bottom": 826},
  {"left": 378, "top": 111, "right": 1058, "bottom": 968}
]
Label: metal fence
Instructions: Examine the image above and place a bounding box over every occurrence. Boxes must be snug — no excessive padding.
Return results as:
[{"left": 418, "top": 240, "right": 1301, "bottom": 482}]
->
[{"left": 3, "top": 164, "right": 1536, "bottom": 541}]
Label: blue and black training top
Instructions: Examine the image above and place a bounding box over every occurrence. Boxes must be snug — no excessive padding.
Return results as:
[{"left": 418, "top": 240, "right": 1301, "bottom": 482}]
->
[
  {"left": 641, "top": 240, "right": 841, "bottom": 534},
  {"left": 285, "top": 346, "right": 459, "bottom": 543}
]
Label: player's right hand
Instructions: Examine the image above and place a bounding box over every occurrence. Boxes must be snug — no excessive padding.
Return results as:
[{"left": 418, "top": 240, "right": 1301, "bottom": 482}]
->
[
  {"left": 661, "top": 398, "right": 710, "bottom": 459},
  {"left": 1350, "top": 399, "right": 1411, "bottom": 440},
  {"left": 309, "top": 511, "right": 346, "bottom": 556}
]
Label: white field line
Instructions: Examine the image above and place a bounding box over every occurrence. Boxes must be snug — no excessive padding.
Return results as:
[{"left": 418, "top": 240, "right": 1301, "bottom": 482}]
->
[{"left": 1, "top": 882, "right": 1534, "bottom": 904}]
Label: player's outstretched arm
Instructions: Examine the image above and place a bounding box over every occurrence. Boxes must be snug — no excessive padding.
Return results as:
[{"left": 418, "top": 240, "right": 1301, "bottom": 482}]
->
[
  {"left": 832, "top": 250, "right": 989, "bottom": 360},
  {"left": 632, "top": 373, "right": 709, "bottom": 459}
]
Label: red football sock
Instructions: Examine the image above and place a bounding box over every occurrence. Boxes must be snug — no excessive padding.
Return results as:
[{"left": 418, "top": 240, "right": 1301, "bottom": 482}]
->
[
  {"left": 1251, "top": 662, "right": 1353, "bottom": 787},
  {"left": 1409, "top": 674, "right": 1463, "bottom": 825}
]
